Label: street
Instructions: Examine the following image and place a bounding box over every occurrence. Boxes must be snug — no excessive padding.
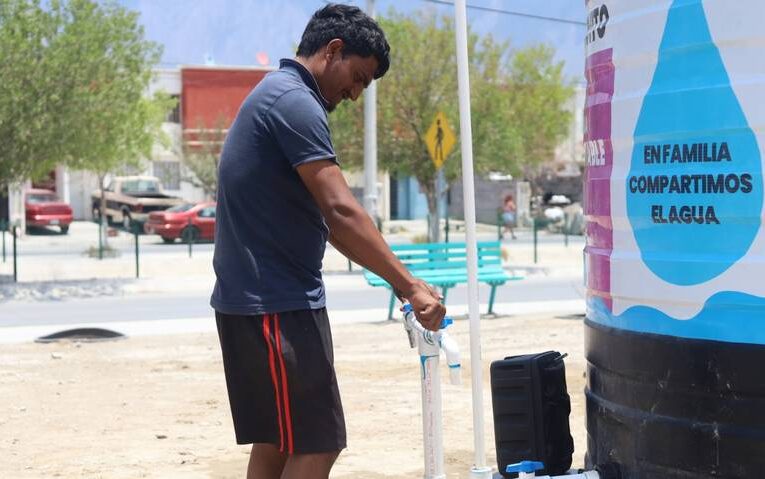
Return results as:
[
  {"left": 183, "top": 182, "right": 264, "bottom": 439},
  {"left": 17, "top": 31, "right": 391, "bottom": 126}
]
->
[
  {"left": 0, "top": 273, "right": 583, "bottom": 328},
  {"left": 0, "top": 220, "right": 586, "bottom": 343}
]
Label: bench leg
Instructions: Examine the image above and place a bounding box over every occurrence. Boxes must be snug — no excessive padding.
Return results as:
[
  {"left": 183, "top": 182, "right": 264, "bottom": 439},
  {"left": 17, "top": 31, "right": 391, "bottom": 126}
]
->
[
  {"left": 388, "top": 290, "right": 396, "bottom": 321},
  {"left": 488, "top": 284, "right": 498, "bottom": 314},
  {"left": 442, "top": 286, "right": 449, "bottom": 306}
]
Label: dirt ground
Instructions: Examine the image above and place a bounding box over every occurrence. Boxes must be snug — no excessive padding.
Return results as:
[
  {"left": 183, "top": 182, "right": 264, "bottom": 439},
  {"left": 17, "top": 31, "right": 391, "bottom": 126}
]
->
[{"left": 0, "top": 313, "right": 587, "bottom": 478}]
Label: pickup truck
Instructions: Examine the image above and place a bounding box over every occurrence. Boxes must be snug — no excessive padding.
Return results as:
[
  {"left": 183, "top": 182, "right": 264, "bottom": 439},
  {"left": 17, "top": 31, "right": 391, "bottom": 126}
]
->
[{"left": 91, "top": 176, "right": 184, "bottom": 229}]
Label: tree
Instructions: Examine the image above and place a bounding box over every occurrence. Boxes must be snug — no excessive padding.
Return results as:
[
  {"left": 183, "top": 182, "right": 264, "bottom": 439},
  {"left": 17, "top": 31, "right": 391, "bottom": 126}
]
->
[
  {"left": 329, "top": 12, "right": 573, "bottom": 241},
  {"left": 504, "top": 46, "right": 575, "bottom": 197},
  {"left": 0, "top": 0, "right": 65, "bottom": 186},
  {"left": 181, "top": 117, "right": 228, "bottom": 199},
  {"left": 0, "top": 0, "right": 172, "bottom": 245}
]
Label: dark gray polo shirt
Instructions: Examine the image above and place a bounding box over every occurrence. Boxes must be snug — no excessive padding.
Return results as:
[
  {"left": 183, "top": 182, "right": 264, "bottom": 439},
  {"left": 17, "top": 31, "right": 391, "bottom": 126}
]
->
[{"left": 210, "top": 59, "right": 337, "bottom": 315}]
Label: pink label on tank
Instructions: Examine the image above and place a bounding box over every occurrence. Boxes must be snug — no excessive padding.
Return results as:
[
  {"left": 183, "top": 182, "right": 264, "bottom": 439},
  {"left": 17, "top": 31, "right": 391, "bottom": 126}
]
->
[{"left": 584, "top": 48, "right": 614, "bottom": 310}]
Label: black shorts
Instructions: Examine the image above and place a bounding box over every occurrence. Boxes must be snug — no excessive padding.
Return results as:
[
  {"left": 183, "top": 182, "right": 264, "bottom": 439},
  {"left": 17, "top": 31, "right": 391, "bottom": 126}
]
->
[{"left": 215, "top": 308, "right": 346, "bottom": 454}]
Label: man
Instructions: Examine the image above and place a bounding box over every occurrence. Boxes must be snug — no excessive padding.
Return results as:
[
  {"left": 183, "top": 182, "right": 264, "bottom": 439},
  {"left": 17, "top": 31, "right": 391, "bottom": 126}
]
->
[{"left": 211, "top": 4, "right": 446, "bottom": 479}]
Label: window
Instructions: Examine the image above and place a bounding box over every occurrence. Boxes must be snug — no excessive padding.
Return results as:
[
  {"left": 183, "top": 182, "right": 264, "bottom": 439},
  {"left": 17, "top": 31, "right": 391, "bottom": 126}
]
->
[
  {"left": 166, "top": 94, "right": 181, "bottom": 123},
  {"left": 153, "top": 161, "right": 181, "bottom": 190},
  {"left": 121, "top": 180, "right": 138, "bottom": 193},
  {"left": 198, "top": 207, "right": 216, "bottom": 218},
  {"left": 26, "top": 194, "right": 58, "bottom": 204},
  {"left": 167, "top": 203, "right": 195, "bottom": 213},
  {"left": 122, "top": 179, "right": 160, "bottom": 194}
]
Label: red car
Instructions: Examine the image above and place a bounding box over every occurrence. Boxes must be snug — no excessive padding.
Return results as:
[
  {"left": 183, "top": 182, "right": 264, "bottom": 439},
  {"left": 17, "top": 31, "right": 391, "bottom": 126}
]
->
[
  {"left": 25, "top": 189, "right": 73, "bottom": 234},
  {"left": 144, "top": 201, "right": 216, "bottom": 243}
]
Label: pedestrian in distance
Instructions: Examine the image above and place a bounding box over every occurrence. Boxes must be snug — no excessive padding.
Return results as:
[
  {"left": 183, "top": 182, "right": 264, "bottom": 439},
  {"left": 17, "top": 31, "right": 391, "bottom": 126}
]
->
[
  {"left": 502, "top": 194, "right": 517, "bottom": 239},
  {"left": 210, "top": 4, "right": 446, "bottom": 479}
]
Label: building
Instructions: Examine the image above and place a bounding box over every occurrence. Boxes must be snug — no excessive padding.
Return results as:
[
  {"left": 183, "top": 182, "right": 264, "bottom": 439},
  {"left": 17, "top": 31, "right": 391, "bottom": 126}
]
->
[
  {"left": 74, "top": 65, "right": 274, "bottom": 219},
  {"left": 3, "top": 63, "right": 394, "bottom": 228},
  {"left": 3, "top": 70, "right": 584, "bottom": 230},
  {"left": 3, "top": 64, "right": 273, "bottom": 227}
]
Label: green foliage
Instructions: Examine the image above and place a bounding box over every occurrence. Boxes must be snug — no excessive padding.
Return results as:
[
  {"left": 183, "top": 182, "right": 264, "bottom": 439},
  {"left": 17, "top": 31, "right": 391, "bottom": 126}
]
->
[
  {"left": 181, "top": 118, "right": 227, "bottom": 198},
  {"left": 505, "top": 45, "right": 574, "bottom": 178},
  {"left": 0, "top": 0, "right": 170, "bottom": 186},
  {"left": 375, "top": 13, "right": 460, "bottom": 187},
  {"left": 328, "top": 11, "right": 574, "bottom": 239}
]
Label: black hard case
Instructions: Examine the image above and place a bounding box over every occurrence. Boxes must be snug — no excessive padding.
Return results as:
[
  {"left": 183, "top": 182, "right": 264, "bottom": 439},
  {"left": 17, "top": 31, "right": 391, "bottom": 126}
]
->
[{"left": 490, "top": 350, "right": 574, "bottom": 477}]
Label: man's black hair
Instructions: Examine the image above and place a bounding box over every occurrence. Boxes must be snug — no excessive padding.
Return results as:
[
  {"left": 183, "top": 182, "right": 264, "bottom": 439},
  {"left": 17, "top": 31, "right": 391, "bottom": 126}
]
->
[{"left": 297, "top": 4, "right": 390, "bottom": 79}]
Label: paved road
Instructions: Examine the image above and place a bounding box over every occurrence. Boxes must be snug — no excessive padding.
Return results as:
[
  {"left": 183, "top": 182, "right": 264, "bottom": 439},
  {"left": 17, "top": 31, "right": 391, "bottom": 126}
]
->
[
  {"left": 0, "top": 273, "right": 584, "bottom": 328},
  {"left": 1, "top": 220, "right": 586, "bottom": 342}
]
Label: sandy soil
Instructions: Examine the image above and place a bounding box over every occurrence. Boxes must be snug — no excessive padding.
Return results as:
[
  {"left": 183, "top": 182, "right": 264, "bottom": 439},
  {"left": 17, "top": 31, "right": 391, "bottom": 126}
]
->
[{"left": 0, "top": 313, "right": 587, "bottom": 478}]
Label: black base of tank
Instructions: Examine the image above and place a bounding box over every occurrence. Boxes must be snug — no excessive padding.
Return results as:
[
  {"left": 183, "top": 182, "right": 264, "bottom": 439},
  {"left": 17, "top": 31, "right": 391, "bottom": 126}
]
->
[{"left": 585, "top": 319, "right": 765, "bottom": 479}]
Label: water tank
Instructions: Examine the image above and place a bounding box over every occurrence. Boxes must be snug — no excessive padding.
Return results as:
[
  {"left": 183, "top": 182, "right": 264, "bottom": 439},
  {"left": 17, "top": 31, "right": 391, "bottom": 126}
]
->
[{"left": 584, "top": 1, "right": 765, "bottom": 477}]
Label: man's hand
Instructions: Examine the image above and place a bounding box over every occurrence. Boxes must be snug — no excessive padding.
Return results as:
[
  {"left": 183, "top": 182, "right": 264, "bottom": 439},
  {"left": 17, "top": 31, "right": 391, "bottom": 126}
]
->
[{"left": 402, "top": 280, "right": 446, "bottom": 331}]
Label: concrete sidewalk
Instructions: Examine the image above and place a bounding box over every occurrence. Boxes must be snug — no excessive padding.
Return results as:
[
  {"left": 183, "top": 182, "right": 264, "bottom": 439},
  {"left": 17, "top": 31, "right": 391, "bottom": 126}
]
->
[
  {"left": 0, "top": 219, "right": 584, "bottom": 285},
  {"left": 0, "top": 296, "right": 585, "bottom": 344}
]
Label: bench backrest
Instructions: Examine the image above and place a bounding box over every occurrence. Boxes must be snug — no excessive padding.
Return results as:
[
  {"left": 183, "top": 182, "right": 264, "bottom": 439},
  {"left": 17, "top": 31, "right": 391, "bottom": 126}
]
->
[{"left": 389, "top": 241, "right": 503, "bottom": 271}]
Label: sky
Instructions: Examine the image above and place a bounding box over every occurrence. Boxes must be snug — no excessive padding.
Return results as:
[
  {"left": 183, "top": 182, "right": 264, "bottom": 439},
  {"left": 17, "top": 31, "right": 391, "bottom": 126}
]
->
[{"left": 116, "top": 0, "right": 587, "bottom": 82}]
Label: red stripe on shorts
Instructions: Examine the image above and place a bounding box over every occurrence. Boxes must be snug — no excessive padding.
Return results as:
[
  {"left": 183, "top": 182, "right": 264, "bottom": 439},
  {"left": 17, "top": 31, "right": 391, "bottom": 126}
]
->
[
  {"left": 273, "top": 313, "right": 295, "bottom": 454},
  {"left": 262, "top": 314, "right": 285, "bottom": 452}
]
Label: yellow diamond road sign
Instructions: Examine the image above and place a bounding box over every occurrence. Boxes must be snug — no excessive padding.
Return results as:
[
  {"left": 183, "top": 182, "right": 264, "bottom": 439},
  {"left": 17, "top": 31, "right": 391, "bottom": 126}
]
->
[{"left": 424, "top": 111, "right": 456, "bottom": 169}]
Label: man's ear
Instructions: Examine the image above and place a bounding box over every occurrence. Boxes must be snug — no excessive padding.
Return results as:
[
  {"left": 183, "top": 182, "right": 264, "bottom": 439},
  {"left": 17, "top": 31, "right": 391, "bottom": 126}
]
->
[{"left": 325, "top": 38, "right": 344, "bottom": 61}]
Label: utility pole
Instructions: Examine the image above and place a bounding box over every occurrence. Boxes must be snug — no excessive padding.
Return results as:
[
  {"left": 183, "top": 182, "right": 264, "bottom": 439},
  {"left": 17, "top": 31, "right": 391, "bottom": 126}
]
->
[{"left": 363, "top": 0, "right": 379, "bottom": 225}]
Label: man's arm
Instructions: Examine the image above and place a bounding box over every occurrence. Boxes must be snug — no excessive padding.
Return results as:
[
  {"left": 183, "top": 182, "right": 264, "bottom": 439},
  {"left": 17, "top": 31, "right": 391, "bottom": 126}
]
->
[
  {"left": 329, "top": 231, "right": 409, "bottom": 300},
  {"left": 298, "top": 159, "right": 445, "bottom": 330},
  {"left": 328, "top": 232, "right": 363, "bottom": 269}
]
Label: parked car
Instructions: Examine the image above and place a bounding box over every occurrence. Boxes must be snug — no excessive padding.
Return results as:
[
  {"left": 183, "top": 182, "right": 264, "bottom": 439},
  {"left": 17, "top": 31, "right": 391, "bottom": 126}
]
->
[
  {"left": 144, "top": 202, "right": 216, "bottom": 243},
  {"left": 25, "top": 189, "right": 73, "bottom": 234},
  {"left": 91, "top": 176, "right": 185, "bottom": 229}
]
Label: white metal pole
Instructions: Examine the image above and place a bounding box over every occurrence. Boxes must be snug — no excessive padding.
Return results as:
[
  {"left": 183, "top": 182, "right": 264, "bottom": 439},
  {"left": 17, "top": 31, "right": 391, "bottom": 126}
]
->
[
  {"left": 404, "top": 304, "right": 458, "bottom": 479},
  {"left": 453, "top": 0, "right": 492, "bottom": 477},
  {"left": 363, "top": 0, "right": 379, "bottom": 222}
]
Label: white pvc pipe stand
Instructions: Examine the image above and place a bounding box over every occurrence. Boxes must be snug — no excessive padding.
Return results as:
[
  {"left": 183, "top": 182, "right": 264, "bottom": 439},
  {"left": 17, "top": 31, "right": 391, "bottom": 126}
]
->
[
  {"left": 402, "top": 306, "right": 461, "bottom": 479},
  {"left": 453, "top": 0, "right": 492, "bottom": 477},
  {"left": 421, "top": 345, "right": 445, "bottom": 479}
]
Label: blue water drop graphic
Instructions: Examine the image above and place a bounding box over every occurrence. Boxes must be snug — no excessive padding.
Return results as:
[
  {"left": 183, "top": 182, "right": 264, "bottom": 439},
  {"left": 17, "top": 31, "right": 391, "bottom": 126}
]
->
[{"left": 627, "top": 0, "right": 763, "bottom": 286}]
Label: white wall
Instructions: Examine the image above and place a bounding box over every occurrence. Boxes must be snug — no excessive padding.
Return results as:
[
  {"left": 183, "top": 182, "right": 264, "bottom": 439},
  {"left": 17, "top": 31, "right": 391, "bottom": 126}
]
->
[
  {"left": 149, "top": 68, "right": 181, "bottom": 96},
  {"left": 342, "top": 169, "right": 390, "bottom": 221},
  {"left": 68, "top": 170, "right": 100, "bottom": 220}
]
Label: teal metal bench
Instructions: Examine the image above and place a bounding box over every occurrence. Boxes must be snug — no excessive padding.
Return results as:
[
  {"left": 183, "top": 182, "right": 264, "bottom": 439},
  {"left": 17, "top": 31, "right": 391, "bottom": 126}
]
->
[{"left": 363, "top": 241, "right": 524, "bottom": 320}]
